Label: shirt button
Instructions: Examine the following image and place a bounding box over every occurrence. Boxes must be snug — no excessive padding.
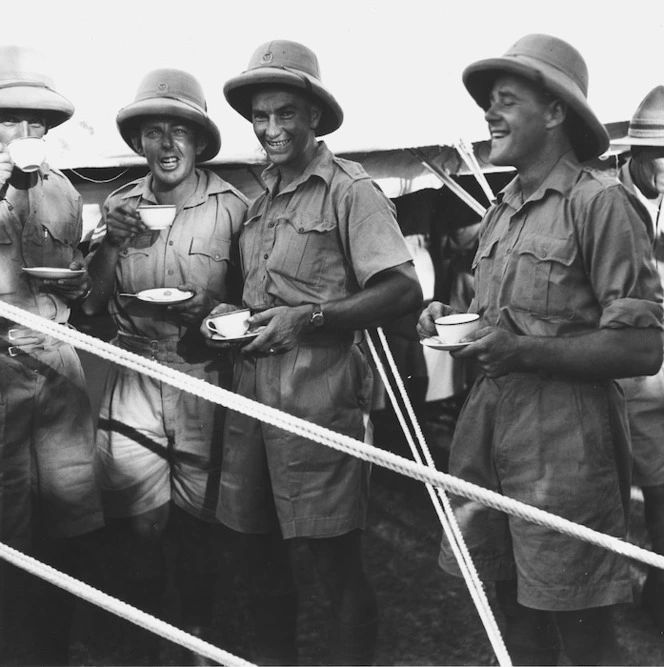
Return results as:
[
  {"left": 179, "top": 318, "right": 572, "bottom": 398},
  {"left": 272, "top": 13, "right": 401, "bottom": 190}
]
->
[
  {"left": 122, "top": 249, "right": 128, "bottom": 256},
  {"left": 169, "top": 241, "right": 174, "bottom": 246},
  {"left": 167, "top": 269, "right": 174, "bottom": 275},
  {"left": 299, "top": 227, "right": 304, "bottom": 232},
  {"left": 263, "top": 253, "right": 269, "bottom": 260},
  {"left": 7, "top": 203, "right": 13, "bottom": 210},
  {"left": 268, "top": 221, "right": 275, "bottom": 228}
]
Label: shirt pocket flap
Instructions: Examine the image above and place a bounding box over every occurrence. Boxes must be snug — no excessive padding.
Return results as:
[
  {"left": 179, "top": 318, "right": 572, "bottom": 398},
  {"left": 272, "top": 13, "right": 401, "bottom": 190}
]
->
[
  {"left": 472, "top": 237, "right": 499, "bottom": 270},
  {"left": 284, "top": 215, "right": 337, "bottom": 235},
  {"left": 517, "top": 236, "right": 574, "bottom": 266},
  {"left": 0, "top": 225, "right": 12, "bottom": 245},
  {"left": 189, "top": 236, "right": 230, "bottom": 262},
  {"left": 41, "top": 222, "right": 75, "bottom": 247}
]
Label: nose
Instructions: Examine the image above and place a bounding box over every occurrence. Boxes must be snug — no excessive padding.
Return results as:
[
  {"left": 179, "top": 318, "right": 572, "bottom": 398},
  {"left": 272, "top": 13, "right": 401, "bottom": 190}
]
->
[
  {"left": 265, "top": 116, "right": 281, "bottom": 138},
  {"left": 484, "top": 102, "right": 500, "bottom": 123},
  {"left": 160, "top": 131, "right": 174, "bottom": 149},
  {"left": 19, "top": 121, "right": 31, "bottom": 138}
]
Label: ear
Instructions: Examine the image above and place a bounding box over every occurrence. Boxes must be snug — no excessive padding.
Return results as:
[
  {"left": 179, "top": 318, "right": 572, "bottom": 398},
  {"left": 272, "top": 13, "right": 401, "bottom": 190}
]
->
[
  {"left": 310, "top": 104, "right": 322, "bottom": 131},
  {"left": 130, "top": 132, "right": 145, "bottom": 157},
  {"left": 545, "top": 99, "right": 567, "bottom": 130},
  {"left": 195, "top": 131, "right": 208, "bottom": 158}
]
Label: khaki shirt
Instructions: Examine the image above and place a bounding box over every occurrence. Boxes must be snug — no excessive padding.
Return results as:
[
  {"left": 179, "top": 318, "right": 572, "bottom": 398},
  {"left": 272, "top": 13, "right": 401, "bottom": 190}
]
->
[
  {"left": 471, "top": 151, "right": 663, "bottom": 336},
  {"left": 240, "top": 142, "right": 412, "bottom": 311},
  {"left": 0, "top": 164, "right": 84, "bottom": 329},
  {"left": 90, "top": 169, "right": 247, "bottom": 339}
]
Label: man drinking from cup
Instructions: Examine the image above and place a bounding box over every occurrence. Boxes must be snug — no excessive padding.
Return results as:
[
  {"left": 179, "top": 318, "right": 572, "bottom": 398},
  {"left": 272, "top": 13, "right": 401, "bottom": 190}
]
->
[
  {"left": 418, "top": 34, "right": 663, "bottom": 664},
  {"left": 84, "top": 68, "right": 248, "bottom": 664},
  {"left": 0, "top": 45, "right": 103, "bottom": 665}
]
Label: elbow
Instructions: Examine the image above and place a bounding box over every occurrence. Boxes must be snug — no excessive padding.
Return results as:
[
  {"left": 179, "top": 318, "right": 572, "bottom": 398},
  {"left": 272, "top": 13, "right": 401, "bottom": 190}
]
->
[
  {"left": 644, "top": 345, "right": 664, "bottom": 376},
  {"left": 401, "top": 279, "right": 423, "bottom": 315}
]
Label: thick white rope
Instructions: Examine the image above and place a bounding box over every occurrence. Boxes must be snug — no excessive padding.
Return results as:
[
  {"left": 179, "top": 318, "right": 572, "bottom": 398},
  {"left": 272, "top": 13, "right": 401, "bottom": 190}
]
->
[
  {"left": 2, "top": 301, "right": 664, "bottom": 575},
  {"left": 0, "top": 540, "right": 254, "bottom": 667},
  {"left": 366, "top": 329, "right": 511, "bottom": 667}
]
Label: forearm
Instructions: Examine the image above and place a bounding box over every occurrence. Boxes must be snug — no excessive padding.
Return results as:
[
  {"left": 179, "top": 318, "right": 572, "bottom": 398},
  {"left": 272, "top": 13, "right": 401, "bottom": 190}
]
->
[
  {"left": 82, "top": 239, "right": 121, "bottom": 315},
  {"left": 323, "top": 263, "right": 422, "bottom": 331},
  {"left": 517, "top": 327, "right": 663, "bottom": 379}
]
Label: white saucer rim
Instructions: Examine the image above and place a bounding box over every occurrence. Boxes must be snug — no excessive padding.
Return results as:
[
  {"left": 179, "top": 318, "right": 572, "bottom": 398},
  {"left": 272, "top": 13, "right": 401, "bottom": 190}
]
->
[
  {"left": 135, "top": 288, "right": 195, "bottom": 304},
  {"left": 210, "top": 329, "right": 264, "bottom": 342},
  {"left": 420, "top": 336, "right": 470, "bottom": 351},
  {"left": 22, "top": 267, "right": 86, "bottom": 278}
]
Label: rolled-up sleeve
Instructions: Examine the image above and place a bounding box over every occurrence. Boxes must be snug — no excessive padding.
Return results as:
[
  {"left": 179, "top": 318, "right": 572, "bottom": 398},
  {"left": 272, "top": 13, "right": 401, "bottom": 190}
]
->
[
  {"left": 580, "top": 186, "right": 663, "bottom": 330},
  {"left": 339, "top": 179, "right": 413, "bottom": 288}
]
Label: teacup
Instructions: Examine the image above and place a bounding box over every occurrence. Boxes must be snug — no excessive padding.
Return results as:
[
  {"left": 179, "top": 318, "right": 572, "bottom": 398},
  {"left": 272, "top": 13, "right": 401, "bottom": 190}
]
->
[
  {"left": 434, "top": 313, "right": 480, "bottom": 344},
  {"left": 8, "top": 137, "right": 47, "bottom": 173},
  {"left": 206, "top": 309, "right": 251, "bottom": 338},
  {"left": 137, "top": 205, "right": 177, "bottom": 230}
]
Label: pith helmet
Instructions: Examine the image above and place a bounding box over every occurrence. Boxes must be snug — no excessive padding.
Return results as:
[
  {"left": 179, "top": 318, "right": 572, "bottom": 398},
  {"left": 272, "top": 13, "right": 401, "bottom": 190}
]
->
[
  {"left": 0, "top": 45, "right": 74, "bottom": 128},
  {"left": 116, "top": 68, "right": 221, "bottom": 162},
  {"left": 611, "top": 86, "right": 664, "bottom": 147},
  {"left": 224, "top": 40, "right": 343, "bottom": 136},
  {"left": 462, "top": 34, "right": 609, "bottom": 162}
]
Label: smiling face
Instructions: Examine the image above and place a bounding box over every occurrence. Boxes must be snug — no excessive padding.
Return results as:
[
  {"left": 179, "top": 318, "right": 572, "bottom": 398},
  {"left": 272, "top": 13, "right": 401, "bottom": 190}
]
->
[
  {"left": 133, "top": 116, "right": 206, "bottom": 196},
  {"left": 250, "top": 87, "right": 321, "bottom": 178},
  {"left": 483, "top": 74, "right": 560, "bottom": 171},
  {"left": 631, "top": 146, "right": 664, "bottom": 198}
]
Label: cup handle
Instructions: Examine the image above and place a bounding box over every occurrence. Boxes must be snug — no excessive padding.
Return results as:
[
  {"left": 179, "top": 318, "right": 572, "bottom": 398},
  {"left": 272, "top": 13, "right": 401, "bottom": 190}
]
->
[{"left": 205, "top": 320, "right": 218, "bottom": 333}]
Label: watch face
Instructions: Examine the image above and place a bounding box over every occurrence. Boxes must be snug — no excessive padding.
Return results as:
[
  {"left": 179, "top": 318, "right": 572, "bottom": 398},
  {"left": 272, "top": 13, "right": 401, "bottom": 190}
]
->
[{"left": 311, "top": 310, "right": 324, "bottom": 327}]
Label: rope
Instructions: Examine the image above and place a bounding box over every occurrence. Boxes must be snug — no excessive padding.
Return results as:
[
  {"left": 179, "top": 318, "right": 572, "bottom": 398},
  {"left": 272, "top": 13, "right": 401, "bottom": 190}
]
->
[
  {"left": 67, "top": 167, "right": 131, "bottom": 184},
  {"left": 366, "top": 329, "right": 511, "bottom": 666},
  {"left": 2, "top": 302, "right": 664, "bottom": 571},
  {"left": 0, "top": 540, "right": 254, "bottom": 667}
]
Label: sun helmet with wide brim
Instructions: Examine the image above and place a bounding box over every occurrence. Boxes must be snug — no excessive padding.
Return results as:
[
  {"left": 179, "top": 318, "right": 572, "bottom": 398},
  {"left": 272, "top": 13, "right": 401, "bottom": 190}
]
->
[
  {"left": 0, "top": 45, "right": 74, "bottom": 129},
  {"left": 462, "top": 33, "right": 609, "bottom": 162},
  {"left": 223, "top": 39, "right": 343, "bottom": 136},
  {"left": 611, "top": 85, "right": 664, "bottom": 147},
  {"left": 116, "top": 68, "right": 221, "bottom": 163}
]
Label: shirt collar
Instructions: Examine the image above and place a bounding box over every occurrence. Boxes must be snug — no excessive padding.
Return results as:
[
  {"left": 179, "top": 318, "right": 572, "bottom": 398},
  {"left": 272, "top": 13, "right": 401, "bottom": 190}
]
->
[
  {"left": 261, "top": 141, "right": 334, "bottom": 195},
  {"left": 620, "top": 159, "right": 662, "bottom": 221},
  {"left": 119, "top": 169, "right": 232, "bottom": 208},
  {"left": 497, "top": 150, "right": 582, "bottom": 210}
]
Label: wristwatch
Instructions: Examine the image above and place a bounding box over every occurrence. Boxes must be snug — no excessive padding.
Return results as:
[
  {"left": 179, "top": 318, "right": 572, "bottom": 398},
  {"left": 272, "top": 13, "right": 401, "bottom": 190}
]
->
[{"left": 310, "top": 304, "right": 325, "bottom": 328}]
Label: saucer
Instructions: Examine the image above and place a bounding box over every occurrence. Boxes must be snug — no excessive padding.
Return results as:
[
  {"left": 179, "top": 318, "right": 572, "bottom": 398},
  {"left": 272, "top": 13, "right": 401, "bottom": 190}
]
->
[
  {"left": 210, "top": 326, "right": 267, "bottom": 343},
  {"left": 135, "top": 288, "right": 194, "bottom": 304},
  {"left": 22, "top": 267, "right": 86, "bottom": 280},
  {"left": 420, "top": 336, "right": 471, "bottom": 352}
]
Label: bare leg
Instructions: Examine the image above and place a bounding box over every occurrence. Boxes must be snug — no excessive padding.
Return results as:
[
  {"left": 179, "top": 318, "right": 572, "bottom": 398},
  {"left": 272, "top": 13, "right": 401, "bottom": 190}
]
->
[
  {"left": 642, "top": 484, "right": 664, "bottom": 629},
  {"left": 308, "top": 530, "right": 378, "bottom": 666},
  {"left": 107, "top": 503, "right": 170, "bottom": 666},
  {"left": 555, "top": 606, "right": 621, "bottom": 666},
  {"left": 495, "top": 579, "right": 560, "bottom": 666}
]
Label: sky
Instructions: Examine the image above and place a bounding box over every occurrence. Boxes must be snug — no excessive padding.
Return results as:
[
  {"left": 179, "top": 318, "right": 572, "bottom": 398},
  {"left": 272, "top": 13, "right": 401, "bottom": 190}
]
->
[{"left": 7, "top": 0, "right": 664, "bottom": 165}]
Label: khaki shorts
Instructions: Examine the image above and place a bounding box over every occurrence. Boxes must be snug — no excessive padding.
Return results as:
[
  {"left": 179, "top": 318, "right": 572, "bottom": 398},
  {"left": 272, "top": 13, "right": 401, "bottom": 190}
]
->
[
  {"left": 619, "top": 367, "right": 664, "bottom": 488},
  {"left": 439, "top": 373, "right": 633, "bottom": 611},
  {"left": 96, "top": 337, "right": 230, "bottom": 521},
  {"left": 218, "top": 338, "right": 373, "bottom": 538},
  {"left": 0, "top": 340, "right": 103, "bottom": 550}
]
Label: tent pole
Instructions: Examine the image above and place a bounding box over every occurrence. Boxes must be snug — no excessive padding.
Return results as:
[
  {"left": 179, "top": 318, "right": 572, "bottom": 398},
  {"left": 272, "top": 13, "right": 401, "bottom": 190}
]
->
[
  {"left": 409, "top": 148, "right": 487, "bottom": 217},
  {"left": 454, "top": 139, "right": 495, "bottom": 205}
]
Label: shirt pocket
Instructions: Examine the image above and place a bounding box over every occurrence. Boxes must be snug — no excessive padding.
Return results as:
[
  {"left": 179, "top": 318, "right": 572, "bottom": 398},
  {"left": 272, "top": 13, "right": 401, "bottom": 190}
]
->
[
  {"left": 511, "top": 236, "right": 576, "bottom": 318},
  {"left": 472, "top": 236, "right": 500, "bottom": 314},
  {"left": 117, "top": 246, "right": 151, "bottom": 291},
  {"left": 271, "top": 215, "right": 340, "bottom": 290},
  {"left": 0, "top": 225, "right": 20, "bottom": 295},
  {"left": 188, "top": 236, "right": 231, "bottom": 291},
  {"left": 27, "top": 222, "right": 77, "bottom": 268}
]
